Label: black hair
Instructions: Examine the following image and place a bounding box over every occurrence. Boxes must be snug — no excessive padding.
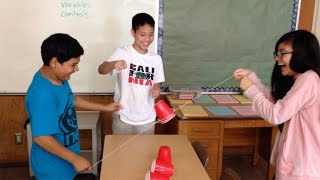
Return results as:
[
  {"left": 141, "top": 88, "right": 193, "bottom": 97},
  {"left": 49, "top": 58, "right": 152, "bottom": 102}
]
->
[
  {"left": 41, "top": 33, "right": 84, "bottom": 66},
  {"left": 271, "top": 30, "right": 320, "bottom": 101},
  {"left": 132, "top": 13, "right": 155, "bottom": 32}
]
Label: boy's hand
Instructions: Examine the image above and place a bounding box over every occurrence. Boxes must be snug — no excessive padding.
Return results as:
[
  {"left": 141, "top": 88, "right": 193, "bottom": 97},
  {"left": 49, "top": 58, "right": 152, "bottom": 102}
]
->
[
  {"left": 233, "top": 68, "right": 252, "bottom": 80},
  {"left": 114, "top": 60, "right": 127, "bottom": 71},
  {"left": 151, "top": 86, "right": 161, "bottom": 99},
  {"left": 239, "top": 76, "right": 253, "bottom": 91},
  {"left": 72, "top": 156, "right": 92, "bottom": 173},
  {"left": 102, "top": 102, "right": 122, "bottom": 112}
]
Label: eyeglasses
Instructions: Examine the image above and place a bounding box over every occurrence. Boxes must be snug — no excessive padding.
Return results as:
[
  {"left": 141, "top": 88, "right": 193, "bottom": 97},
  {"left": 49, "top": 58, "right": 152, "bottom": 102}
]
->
[{"left": 273, "top": 51, "right": 294, "bottom": 59}]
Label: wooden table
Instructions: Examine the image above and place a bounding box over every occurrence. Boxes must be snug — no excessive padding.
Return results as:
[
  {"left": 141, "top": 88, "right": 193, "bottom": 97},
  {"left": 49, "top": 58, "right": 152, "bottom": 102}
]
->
[
  {"left": 165, "top": 95, "right": 277, "bottom": 180},
  {"left": 100, "top": 135, "right": 210, "bottom": 180}
]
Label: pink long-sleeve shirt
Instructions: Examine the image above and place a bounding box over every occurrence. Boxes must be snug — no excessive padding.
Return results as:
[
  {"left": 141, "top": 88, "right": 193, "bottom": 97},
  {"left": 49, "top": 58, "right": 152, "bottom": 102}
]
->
[{"left": 244, "top": 70, "right": 320, "bottom": 180}]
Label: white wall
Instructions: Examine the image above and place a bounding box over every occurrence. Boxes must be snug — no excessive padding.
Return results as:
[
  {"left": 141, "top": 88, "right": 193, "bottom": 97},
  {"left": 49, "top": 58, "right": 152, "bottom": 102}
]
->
[{"left": 0, "top": 0, "right": 158, "bottom": 93}]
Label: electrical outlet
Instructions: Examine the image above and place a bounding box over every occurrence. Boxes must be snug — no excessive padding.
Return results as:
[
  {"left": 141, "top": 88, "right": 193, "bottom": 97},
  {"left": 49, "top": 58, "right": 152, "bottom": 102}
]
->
[{"left": 15, "top": 133, "right": 23, "bottom": 145}]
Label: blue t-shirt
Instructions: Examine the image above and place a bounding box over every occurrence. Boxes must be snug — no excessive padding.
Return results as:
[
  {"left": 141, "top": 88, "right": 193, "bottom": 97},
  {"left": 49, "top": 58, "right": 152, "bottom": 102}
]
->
[{"left": 25, "top": 70, "right": 80, "bottom": 180}]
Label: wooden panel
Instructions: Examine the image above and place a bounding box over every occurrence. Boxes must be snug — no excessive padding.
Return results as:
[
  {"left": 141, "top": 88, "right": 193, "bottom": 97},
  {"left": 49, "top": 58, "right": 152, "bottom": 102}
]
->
[
  {"left": 298, "top": 0, "right": 315, "bottom": 31},
  {"left": 179, "top": 121, "right": 222, "bottom": 137},
  {"left": 79, "top": 129, "right": 92, "bottom": 150},
  {"left": 224, "top": 120, "right": 274, "bottom": 128},
  {"left": 0, "top": 96, "right": 28, "bottom": 164},
  {"left": 223, "top": 128, "right": 256, "bottom": 147}
]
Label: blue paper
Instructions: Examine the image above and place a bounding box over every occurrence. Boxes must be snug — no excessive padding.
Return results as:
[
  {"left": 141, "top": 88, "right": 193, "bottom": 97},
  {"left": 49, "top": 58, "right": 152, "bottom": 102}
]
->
[{"left": 205, "top": 106, "right": 237, "bottom": 116}]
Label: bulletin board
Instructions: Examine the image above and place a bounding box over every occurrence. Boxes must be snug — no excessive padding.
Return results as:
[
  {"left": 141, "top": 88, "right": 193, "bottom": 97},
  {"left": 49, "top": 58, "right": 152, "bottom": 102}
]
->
[
  {"left": 0, "top": 0, "right": 159, "bottom": 94},
  {"left": 160, "top": 0, "right": 299, "bottom": 88}
]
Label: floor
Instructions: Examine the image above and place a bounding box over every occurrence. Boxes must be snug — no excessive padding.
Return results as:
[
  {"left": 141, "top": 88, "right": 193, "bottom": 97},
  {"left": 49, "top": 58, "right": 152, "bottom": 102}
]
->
[
  {"left": 223, "top": 156, "right": 269, "bottom": 180},
  {"left": 0, "top": 157, "right": 268, "bottom": 180}
]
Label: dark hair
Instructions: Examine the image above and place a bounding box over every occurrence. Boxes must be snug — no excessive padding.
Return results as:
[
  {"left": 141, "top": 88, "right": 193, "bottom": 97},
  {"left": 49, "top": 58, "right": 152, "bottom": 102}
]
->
[
  {"left": 132, "top": 13, "right": 155, "bottom": 32},
  {"left": 271, "top": 30, "right": 320, "bottom": 100},
  {"left": 41, "top": 33, "right": 84, "bottom": 66}
]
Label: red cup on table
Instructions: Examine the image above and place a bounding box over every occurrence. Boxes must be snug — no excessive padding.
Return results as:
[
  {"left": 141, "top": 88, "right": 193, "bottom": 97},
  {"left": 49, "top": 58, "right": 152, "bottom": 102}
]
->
[
  {"left": 157, "top": 145, "right": 172, "bottom": 164},
  {"left": 151, "top": 159, "right": 174, "bottom": 177},
  {"left": 145, "top": 171, "right": 170, "bottom": 180}
]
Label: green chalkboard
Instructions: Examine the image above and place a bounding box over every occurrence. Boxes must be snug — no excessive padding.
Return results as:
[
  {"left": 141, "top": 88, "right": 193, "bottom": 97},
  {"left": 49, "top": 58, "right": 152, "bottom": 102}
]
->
[{"left": 161, "top": 0, "right": 296, "bottom": 88}]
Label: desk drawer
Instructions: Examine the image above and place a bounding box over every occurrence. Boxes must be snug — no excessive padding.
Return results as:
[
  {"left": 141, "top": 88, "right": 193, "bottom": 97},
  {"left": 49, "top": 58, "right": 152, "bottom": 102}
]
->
[{"left": 179, "top": 121, "right": 222, "bottom": 137}]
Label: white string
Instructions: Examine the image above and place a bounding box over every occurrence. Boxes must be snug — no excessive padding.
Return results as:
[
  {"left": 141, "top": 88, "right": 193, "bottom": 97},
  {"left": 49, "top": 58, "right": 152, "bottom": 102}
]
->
[
  {"left": 90, "top": 75, "right": 233, "bottom": 169},
  {"left": 91, "top": 121, "right": 160, "bottom": 169},
  {"left": 174, "top": 75, "right": 234, "bottom": 111}
]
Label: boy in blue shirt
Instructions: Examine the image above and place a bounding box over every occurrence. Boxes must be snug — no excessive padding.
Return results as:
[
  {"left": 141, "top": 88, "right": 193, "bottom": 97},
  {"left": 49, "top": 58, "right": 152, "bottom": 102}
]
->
[{"left": 25, "top": 33, "right": 121, "bottom": 179}]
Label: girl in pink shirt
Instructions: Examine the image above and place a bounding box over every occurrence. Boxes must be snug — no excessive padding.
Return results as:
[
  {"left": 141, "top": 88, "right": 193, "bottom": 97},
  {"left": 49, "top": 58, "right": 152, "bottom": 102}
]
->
[{"left": 233, "top": 30, "right": 320, "bottom": 180}]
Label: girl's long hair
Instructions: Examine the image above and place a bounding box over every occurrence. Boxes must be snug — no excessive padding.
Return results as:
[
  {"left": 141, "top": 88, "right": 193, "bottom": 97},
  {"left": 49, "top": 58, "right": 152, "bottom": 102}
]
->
[
  {"left": 271, "top": 30, "right": 320, "bottom": 131},
  {"left": 271, "top": 30, "right": 320, "bottom": 100}
]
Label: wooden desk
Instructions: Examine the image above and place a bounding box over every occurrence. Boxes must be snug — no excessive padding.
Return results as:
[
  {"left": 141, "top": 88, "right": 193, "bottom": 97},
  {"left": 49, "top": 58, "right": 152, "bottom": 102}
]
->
[
  {"left": 100, "top": 135, "right": 210, "bottom": 180},
  {"left": 165, "top": 95, "right": 277, "bottom": 180}
]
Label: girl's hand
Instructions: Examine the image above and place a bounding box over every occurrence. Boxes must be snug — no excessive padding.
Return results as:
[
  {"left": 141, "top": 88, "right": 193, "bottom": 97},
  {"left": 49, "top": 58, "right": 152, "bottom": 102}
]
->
[
  {"left": 239, "top": 76, "right": 253, "bottom": 91},
  {"left": 103, "top": 102, "right": 122, "bottom": 112},
  {"left": 114, "top": 60, "right": 127, "bottom": 71},
  {"left": 233, "top": 68, "right": 252, "bottom": 80}
]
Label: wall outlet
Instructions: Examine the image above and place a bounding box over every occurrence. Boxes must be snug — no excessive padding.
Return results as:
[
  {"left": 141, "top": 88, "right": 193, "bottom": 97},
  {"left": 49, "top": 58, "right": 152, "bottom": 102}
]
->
[{"left": 15, "top": 133, "right": 23, "bottom": 145}]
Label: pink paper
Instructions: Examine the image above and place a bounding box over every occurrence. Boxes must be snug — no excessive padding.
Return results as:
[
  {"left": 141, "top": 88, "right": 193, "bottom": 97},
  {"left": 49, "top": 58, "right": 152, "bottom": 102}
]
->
[
  {"left": 231, "top": 106, "right": 257, "bottom": 116},
  {"left": 210, "top": 95, "right": 239, "bottom": 104}
]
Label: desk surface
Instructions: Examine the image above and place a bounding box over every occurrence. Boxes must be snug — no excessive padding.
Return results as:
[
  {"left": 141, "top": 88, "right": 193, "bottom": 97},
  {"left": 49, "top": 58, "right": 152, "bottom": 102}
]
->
[
  {"left": 166, "top": 95, "right": 269, "bottom": 121},
  {"left": 100, "top": 135, "right": 210, "bottom": 180}
]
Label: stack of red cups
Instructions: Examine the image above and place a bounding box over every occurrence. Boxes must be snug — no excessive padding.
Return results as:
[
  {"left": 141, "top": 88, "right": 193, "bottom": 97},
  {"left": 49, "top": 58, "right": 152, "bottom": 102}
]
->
[{"left": 145, "top": 145, "right": 174, "bottom": 180}]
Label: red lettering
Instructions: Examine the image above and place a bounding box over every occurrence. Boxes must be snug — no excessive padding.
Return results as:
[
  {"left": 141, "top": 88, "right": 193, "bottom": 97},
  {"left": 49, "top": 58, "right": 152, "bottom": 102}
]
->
[
  {"left": 145, "top": 79, "right": 152, "bottom": 86},
  {"left": 128, "top": 77, "right": 138, "bottom": 84}
]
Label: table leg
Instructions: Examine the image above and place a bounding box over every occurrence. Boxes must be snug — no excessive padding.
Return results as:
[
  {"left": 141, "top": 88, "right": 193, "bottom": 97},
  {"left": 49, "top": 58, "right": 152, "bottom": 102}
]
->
[{"left": 253, "top": 128, "right": 260, "bottom": 166}]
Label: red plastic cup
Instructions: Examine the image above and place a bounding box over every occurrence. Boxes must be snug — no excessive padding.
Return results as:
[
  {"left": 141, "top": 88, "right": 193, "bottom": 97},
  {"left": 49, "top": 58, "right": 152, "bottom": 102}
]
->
[
  {"left": 154, "top": 100, "right": 176, "bottom": 124},
  {"left": 145, "top": 171, "right": 170, "bottom": 180},
  {"left": 151, "top": 159, "right": 174, "bottom": 177},
  {"left": 157, "top": 146, "right": 172, "bottom": 164}
]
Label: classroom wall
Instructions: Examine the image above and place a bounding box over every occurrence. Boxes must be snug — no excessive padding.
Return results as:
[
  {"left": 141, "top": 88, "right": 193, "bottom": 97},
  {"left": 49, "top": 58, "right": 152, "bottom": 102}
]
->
[
  {"left": 0, "top": 0, "right": 315, "bottom": 165},
  {"left": 0, "top": 0, "right": 158, "bottom": 93}
]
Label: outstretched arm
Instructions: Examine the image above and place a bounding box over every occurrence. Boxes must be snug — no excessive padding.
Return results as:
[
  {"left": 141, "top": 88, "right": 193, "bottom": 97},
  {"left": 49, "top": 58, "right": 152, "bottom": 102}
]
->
[
  {"left": 74, "top": 96, "right": 121, "bottom": 112},
  {"left": 98, "top": 60, "right": 127, "bottom": 74}
]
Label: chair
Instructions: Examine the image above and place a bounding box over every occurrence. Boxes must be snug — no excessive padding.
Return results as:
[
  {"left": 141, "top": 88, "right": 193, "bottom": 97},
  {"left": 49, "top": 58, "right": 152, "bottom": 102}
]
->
[
  {"left": 192, "top": 141, "right": 209, "bottom": 170},
  {"left": 220, "top": 168, "right": 241, "bottom": 180}
]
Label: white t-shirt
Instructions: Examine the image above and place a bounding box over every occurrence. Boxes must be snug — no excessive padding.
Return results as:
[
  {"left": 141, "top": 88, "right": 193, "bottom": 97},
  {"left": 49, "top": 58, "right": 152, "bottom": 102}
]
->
[{"left": 107, "top": 45, "right": 165, "bottom": 125}]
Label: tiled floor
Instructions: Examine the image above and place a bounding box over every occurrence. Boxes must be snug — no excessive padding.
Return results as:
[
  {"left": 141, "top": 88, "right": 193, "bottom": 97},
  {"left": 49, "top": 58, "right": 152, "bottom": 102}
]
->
[{"left": 0, "top": 157, "right": 268, "bottom": 180}]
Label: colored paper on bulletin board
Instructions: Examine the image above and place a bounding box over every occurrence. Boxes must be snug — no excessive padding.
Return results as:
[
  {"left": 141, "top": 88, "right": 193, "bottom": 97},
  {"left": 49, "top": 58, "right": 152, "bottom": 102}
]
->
[
  {"left": 167, "top": 95, "right": 194, "bottom": 105},
  {"left": 210, "top": 95, "right": 239, "bottom": 104},
  {"left": 205, "top": 106, "right": 237, "bottom": 116},
  {"left": 193, "top": 95, "right": 216, "bottom": 104},
  {"left": 179, "top": 105, "right": 209, "bottom": 117},
  {"left": 231, "top": 95, "right": 252, "bottom": 104},
  {"left": 230, "top": 106, "right": 257, "bottom": 116}
]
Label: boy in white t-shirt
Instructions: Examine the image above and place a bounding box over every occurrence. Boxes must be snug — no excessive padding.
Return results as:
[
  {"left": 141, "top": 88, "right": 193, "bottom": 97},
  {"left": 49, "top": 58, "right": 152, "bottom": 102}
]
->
[{"left": 98, "top": 13, "right": 165, "bottom": 135}]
